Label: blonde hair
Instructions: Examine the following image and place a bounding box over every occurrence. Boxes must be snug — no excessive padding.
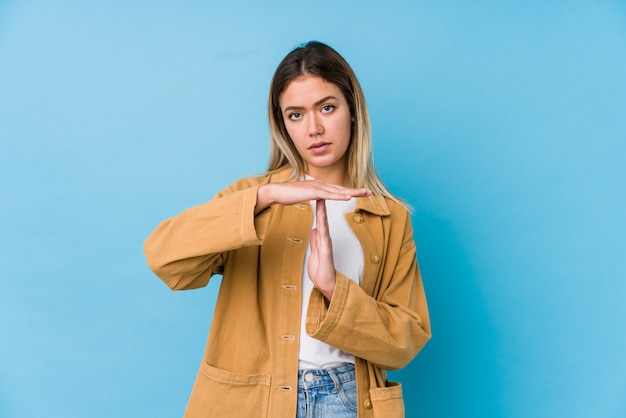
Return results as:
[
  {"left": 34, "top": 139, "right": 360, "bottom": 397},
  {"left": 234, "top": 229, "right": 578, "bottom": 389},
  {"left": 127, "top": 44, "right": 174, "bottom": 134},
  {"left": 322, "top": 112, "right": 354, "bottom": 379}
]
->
[{"left": 267, "top": 41, "right": 408, "bottom": 209}]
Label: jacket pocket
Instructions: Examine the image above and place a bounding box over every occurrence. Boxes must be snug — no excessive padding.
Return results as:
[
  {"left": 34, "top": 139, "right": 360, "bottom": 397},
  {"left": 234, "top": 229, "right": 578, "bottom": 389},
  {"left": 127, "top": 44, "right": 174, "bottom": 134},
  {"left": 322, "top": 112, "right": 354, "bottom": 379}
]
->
[
  {"left": 183, "top": 361, "right": 272, "bottom": 418},
  {"left": 369, "top": 381, "right": 405, "bottom": 418}
]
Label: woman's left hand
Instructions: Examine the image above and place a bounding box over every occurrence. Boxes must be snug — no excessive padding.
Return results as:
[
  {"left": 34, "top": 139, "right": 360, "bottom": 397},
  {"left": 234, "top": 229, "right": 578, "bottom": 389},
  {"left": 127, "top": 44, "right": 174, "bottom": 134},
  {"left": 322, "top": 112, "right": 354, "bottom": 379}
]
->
[{"left": 308, "top": 199, "right": 336, "bottom": 301}]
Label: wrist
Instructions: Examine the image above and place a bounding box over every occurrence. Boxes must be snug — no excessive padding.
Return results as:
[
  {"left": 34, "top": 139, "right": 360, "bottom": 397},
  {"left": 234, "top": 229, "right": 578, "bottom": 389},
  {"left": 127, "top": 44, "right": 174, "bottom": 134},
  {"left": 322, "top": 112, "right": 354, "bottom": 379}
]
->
[
  {"left": 316, "top": 274, "right": 336, "bottom": 301},
  {"left": 320, "top": 287, "right": 334, "bottom": 301},
  {"left": 255, "top": 184, "right": 275, "bottom": 214}
]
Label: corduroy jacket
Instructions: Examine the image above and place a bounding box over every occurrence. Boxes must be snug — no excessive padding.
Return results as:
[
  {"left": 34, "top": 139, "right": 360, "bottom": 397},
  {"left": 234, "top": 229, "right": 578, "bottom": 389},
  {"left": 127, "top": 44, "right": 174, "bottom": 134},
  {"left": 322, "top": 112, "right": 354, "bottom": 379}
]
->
[{"left": 144, "top": 167, "right": 431, "bottom": 418}]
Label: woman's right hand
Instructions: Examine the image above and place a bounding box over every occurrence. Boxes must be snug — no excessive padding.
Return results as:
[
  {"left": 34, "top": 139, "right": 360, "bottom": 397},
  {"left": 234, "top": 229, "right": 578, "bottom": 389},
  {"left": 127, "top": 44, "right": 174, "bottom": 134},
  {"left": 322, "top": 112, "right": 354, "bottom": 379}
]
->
[{"left": 255, "top": 180, "right": 371, "bottom": 214}]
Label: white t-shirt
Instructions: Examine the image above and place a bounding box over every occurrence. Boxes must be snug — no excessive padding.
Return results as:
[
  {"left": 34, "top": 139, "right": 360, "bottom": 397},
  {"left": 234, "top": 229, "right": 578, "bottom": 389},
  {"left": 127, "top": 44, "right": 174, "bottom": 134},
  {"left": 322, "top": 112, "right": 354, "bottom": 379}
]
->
[{"left": 298, "top": 197, "right": 364, "bottom": 370}]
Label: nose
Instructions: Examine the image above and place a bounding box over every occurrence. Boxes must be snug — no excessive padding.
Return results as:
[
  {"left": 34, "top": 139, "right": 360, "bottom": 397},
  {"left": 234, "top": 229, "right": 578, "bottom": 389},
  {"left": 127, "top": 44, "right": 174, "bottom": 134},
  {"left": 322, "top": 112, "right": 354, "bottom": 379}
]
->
[{"left": 307, "top": 113, "right": 323, "bottom": 136}]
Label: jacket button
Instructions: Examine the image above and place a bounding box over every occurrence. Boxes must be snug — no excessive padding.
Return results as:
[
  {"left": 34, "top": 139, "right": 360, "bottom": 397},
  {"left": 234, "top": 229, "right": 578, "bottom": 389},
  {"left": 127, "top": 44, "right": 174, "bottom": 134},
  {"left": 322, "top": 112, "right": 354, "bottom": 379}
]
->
[
  {"left": 364, "top": 398, "right": 372, "bottom": 409},
  {"left": 353, "top": 213, "right": 364, "bottom": 224},
  {"left": 371, "top": 254, "right": 380, "bottom": 264}
]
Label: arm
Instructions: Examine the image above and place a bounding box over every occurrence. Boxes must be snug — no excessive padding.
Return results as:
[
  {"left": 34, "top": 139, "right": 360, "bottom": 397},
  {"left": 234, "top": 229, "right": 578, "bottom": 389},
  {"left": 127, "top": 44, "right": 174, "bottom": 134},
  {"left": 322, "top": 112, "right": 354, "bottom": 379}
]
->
[
  {"left": 305, "top": 213, "right": 431, "bottom": 370},
  {"left": 144, "top": 180, "right": 269, "bottom": 290},
  {"left": 144, "top": 176, "right": 371, "bottom": 291}
]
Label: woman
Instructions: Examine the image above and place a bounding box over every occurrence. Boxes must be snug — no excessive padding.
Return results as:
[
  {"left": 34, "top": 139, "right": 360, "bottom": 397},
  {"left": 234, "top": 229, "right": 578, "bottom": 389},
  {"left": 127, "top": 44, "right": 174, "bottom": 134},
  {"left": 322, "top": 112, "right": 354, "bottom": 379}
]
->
[{"left": 144, "top": 41, "right": 431, "bottom": 418}]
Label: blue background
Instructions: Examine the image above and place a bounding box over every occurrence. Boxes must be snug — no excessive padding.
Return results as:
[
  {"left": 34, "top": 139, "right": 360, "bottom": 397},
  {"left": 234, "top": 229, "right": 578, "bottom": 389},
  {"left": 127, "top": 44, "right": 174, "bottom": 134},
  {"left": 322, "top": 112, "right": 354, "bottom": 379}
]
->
[{"left": 2, "top": 1, "right": 625, "bottom": 417}]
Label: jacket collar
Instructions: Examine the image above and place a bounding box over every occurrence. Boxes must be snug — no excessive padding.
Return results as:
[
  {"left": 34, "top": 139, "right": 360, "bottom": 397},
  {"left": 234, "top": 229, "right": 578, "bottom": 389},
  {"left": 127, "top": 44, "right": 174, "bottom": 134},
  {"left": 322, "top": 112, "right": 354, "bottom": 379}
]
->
[
  {"left": 267, "top": 167, "right": 391, "bottom": 217},
  {"left": 356, "top": 195, "right": 391, "bottom": 216}
]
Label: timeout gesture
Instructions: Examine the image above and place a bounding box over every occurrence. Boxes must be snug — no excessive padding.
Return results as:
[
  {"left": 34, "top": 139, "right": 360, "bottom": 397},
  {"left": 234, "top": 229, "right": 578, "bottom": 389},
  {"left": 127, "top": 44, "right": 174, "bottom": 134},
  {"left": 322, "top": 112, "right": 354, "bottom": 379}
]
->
[{"left": 255, "top": 180, "right": 371, "bottom": 300}]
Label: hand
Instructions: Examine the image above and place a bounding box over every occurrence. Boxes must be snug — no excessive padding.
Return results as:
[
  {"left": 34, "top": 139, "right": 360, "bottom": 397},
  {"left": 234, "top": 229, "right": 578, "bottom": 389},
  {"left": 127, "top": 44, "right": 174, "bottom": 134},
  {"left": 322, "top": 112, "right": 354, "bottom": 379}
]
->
[
  {"left": 255, "top": 180, "right": 371, "bottom": 214},
  {"left": 308, "top": 199, "right": 336, "bottom": 300}
]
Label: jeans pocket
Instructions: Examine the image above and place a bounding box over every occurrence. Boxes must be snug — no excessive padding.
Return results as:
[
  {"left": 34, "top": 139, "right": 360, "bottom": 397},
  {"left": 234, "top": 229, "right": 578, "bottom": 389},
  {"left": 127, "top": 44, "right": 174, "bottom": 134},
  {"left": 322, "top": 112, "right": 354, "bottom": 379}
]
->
[{"left": 338, "top": 378, "right": 358, "bottom": 412}]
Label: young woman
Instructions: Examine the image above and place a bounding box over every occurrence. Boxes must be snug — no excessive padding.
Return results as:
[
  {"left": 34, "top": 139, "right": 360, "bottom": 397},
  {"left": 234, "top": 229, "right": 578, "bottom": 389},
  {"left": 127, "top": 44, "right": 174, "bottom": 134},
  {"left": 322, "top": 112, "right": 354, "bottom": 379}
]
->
[{"left": 144, "top": 41, "right": 431, "bottom": 418}]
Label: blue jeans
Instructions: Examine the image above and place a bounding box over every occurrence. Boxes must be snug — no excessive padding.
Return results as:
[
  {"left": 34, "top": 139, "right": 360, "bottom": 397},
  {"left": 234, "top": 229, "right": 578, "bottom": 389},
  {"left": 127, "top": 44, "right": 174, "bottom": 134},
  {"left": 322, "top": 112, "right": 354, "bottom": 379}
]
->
[{"left": 296, "top": 363, "right": 358, "bottom": 418}]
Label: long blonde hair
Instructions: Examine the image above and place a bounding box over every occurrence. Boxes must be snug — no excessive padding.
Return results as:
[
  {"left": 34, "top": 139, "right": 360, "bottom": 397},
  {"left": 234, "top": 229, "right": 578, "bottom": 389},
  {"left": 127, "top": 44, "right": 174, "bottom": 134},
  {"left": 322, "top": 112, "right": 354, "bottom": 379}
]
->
[{"left": 267, "top": 41, "right": 407, "bottom": 209}]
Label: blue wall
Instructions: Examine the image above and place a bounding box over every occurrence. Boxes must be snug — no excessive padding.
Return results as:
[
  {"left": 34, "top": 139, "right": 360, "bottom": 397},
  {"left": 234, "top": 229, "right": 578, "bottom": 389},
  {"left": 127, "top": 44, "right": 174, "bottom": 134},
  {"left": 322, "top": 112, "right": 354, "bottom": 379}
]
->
[{"left": 1, "top": 1, "right": 625, "bottom": 417}]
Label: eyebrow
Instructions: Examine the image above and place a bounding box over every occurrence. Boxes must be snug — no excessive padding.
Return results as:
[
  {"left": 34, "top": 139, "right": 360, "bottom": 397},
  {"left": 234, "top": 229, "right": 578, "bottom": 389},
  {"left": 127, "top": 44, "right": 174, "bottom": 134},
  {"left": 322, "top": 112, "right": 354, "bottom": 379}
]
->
[{"left": 282, "top": 95, "right": 339, "bottom": 114}]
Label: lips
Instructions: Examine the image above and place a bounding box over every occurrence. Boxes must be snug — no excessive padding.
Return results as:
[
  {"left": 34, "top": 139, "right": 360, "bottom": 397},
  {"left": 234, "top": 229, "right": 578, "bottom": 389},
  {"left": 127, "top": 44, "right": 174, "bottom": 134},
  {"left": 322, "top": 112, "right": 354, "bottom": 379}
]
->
[{"left": 308, "top": 142, "right": 330, "bottom": 152}]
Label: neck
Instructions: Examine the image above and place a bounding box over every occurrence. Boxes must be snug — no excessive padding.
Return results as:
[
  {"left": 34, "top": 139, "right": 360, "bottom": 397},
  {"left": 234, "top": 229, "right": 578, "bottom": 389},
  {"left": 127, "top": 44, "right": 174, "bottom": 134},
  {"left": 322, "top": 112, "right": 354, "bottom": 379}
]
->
[{"left": 306, "top": 164, "right": 349, "bottom": 187}]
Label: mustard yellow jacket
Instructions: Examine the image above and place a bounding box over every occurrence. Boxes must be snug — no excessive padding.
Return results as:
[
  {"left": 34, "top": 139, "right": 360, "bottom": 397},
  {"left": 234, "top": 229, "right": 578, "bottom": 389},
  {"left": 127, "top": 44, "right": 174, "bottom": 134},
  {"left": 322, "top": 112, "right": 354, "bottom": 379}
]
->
[{"left": 144, "top": 168, "right": 431, "bottom": 418}]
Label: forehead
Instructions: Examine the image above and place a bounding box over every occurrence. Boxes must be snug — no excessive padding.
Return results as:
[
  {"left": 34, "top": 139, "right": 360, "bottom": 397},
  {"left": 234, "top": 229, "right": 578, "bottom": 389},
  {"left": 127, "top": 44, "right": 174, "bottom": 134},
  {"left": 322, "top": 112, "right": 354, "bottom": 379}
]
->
[{"left": 279, "top": 75, "right": 345, "bottom": 106}]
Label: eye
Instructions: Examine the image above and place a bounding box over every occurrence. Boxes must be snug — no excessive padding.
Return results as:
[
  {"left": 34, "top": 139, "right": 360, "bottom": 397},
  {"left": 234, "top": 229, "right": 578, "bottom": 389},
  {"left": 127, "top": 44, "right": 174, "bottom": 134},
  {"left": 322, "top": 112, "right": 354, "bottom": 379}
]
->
[
  {"left": 321, "top": 105, "right": 335, "bottom": 113},
  {"left": 288, "top": 112, "right": 302, "bottom": 121}
]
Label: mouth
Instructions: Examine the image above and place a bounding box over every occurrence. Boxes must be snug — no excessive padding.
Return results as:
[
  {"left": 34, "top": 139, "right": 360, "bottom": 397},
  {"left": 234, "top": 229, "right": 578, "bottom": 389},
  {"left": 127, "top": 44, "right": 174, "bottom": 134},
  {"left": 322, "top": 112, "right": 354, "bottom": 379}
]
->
[{"left": 308, "top": 141, "right": 330, "bottom": 151}]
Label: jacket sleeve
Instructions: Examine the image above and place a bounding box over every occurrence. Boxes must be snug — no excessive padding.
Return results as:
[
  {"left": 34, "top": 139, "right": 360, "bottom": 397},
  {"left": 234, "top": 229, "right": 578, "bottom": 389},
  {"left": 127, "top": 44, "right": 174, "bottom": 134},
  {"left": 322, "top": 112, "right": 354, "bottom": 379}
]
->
[
  {"left": 143, "top": 178, "right": 271, "bottom": 290},
  {"left": 305, "top": 213, "right": 431, "bottom": 370}
]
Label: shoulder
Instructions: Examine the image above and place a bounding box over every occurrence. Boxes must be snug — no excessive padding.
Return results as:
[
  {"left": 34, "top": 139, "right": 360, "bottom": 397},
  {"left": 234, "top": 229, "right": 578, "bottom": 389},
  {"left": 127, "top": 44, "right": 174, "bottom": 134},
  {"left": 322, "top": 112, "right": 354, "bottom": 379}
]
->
[
  {"left": 379, "top": 198, "right": 417, "bottom": 257},
  {"left": 378, "top": 196, "right": 416, "bottom": 246},
  {"left": 385, "top": 197, "right": 414, "bottom": 235}
]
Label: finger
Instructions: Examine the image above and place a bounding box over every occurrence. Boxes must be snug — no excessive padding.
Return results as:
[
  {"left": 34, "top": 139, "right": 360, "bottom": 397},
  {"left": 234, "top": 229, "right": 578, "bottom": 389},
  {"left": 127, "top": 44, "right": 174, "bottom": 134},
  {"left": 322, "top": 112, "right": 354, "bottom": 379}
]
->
[
  {"left": 315, "top": 188, "right": 370, "bottom": 201},
  {"left": 329, "top": 185, "right": 372, "bottom": 196},
  {"left": 315, "top": 183, "right": 372, "bottom": 199},
  {"left": 320, "top": 192, "right": 352, "bottom": 201},
  {"left": 297, "top": 180, "right": 371, "bottom": 196},
  {"left": 315, "top": 199, "right": 329, "bottom": 236},
  {"left": 314, "top": 201, "right": 334, "bottom": 263},
  {"left": 309, "top": 228, "right": 318, "bottom": 253}
]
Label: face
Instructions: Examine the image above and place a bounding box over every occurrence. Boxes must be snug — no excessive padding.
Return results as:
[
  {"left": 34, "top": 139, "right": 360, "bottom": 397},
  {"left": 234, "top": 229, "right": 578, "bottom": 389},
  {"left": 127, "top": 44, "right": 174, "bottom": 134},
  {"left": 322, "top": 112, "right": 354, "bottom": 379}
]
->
[{"left": 279, "top": 74, "right": 353, "bottom": 183}]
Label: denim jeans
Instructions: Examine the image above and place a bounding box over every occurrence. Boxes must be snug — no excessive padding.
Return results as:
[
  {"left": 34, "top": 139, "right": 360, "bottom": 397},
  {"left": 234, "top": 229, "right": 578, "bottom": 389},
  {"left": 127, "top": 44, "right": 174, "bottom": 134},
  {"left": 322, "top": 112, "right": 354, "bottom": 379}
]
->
[{"left": 296, "top": 362, "right": 358, "bottom": 418}]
